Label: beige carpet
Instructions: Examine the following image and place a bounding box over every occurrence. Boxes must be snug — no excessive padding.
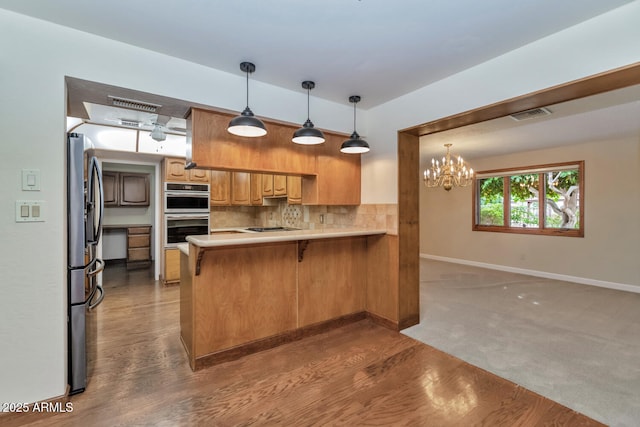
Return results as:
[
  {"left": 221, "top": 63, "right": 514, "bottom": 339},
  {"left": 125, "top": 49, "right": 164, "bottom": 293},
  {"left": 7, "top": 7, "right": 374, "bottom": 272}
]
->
[{"left": 402, "top": 259, "right": 640, "bottom": 427}]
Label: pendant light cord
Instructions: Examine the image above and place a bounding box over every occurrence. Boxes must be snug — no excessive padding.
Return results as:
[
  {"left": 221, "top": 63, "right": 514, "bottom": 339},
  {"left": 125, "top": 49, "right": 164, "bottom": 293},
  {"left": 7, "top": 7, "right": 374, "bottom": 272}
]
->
[
  {"left": 353, "top": 101, "right": 357, "bottom": 132},
  {"left": 307, "top": 86, "right": 311, "bottom": 121},
  {"left": 245, "top": 70, "right": 249, "bottom": 109}
]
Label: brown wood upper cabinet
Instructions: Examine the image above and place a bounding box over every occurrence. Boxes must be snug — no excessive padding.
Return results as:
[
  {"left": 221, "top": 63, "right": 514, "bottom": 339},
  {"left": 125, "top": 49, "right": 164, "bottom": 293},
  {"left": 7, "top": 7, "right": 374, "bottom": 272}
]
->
[
  {"left": 273, "top": 175, "right": 287, "bottom": 196},
  {"left": 103, "top": 171, "right": 119, "bottom": 207},
  {"left": 120, "top": 173, "right": 150, "bottom": 206},
  {"left": 231, "top": 172, "right": 251, "bottom": 206},
  {"left": 210, "top": 170, "right": 231, "bottom": 206},
  {"left": 163, "top": 157, "right": 210, "bottom": 183},
  {"left": 191, "top": 108, "right": 315, "bottom": 175},
  {"left": 210, "top": 171, "right": 263, "bottom": 206},
  {"left": 164, "top": 158, "right": 188, "bottom": 182},
  {"left": 302, "top": 133, "right": 360, "bottom": 205},
  {"left": 262, "top": 173, "right": 292, "bottom": 198},
  {"left": 103, "top": 171, "right": 150, "bottom": 207},
  {"left": 262, "top": 174, "right": 274, "bottom": 196},
  {"left": 190, "top": 108, "right": 361, "bottom": 205},
  {"left": 188, "top": 168, "right": 210, "bottom": 183},
  {"left": 250, "top": 173, "right": 263, "bottom": 205},
  {"left": 287, "top": 176, "right": 302, "bottom": 205}
]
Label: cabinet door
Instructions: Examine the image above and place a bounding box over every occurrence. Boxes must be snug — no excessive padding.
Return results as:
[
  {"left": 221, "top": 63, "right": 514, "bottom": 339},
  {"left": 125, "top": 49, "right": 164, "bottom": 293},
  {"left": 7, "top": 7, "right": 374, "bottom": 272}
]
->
[
  {"left": 273, "top": 175, "right": 287, "bottom": 196},
  {"left": 262, "top": 174, "right": 274, "bottom": 196},
  {"left": 250, "top": 173, "right": 263, "bottom": 205},
  {"left": 231, "top": 172, "right": 251, "bottom": 205},
  {"left": 210, "top": 170, "right": 231, "bottom": 206},
  {"left": 103, "top": 171, "right": 119, "bottom": 207},
  {"left": 188, "top": 168, "right": 210, "bottom": 183},
  {"left": 164, "top": 158, "right": 187, "bottom": 182},
  {"left": 287, "top": 176, "right": 302, "bottom": 205},
  {"left": 301, "top": 133, "right": 360, "bottom": 205},
  {"left": 120, "top": 173, "right": 150, "bottom": 206},
  {"left": 164, "top": 248, "right": 180, "bottom": 283},
  {"left": 297, "top": 237, "right": 367, "bottom": 327}
]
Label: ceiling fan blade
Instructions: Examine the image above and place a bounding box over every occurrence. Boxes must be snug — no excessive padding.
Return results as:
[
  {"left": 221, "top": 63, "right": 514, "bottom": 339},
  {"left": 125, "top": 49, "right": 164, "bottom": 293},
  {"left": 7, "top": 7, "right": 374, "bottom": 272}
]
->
[{"left": 155, "top": 115, "right": 171, "bottom": 126}]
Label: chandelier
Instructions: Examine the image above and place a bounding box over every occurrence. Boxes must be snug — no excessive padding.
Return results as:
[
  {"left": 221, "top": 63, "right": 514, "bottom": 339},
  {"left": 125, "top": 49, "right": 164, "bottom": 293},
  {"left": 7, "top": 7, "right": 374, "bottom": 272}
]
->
[{"left": 423, "top": 144, "right": 473, "bottom": 191}]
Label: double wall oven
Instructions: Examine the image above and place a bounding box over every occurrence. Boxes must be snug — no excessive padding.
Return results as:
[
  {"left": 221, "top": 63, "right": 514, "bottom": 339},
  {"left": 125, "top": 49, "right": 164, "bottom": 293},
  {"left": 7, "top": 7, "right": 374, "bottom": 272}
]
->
[{"left": 164, "top": 182, "right": 210, "bottom": 247}]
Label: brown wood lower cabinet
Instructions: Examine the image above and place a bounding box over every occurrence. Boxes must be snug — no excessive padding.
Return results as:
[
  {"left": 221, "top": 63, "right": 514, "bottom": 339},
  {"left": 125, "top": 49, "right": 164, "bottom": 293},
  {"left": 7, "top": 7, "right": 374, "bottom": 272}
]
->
[
  {"left": 188, "top": 242, "right": 297, "bottom": 358},
  {"left": 297, "top": 237, "right": 366, "bottom": 327},
  {"left": 180, "top": 236, "right": 371, "bottom": 370},
  {"left": 127, "top": 226, "right": 151, "bottom": 267},
  {"left": 164, "top": 248, "right": 180, "bottom": 284}
]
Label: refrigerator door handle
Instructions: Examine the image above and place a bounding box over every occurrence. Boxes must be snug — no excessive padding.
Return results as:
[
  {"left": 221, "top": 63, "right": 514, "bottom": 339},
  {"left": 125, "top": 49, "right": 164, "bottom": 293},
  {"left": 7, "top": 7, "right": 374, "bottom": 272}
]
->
[
  {"left": 88, "top": 285, "right": 104, "bottom": 310},
  {"left": 86, "top": 157, "right": 104, "bottom": 246},
  {"left": 87, "top": 258, "right": 105, "bottom": 279},
  {"left": 86, "top": 258, "right": 105, "bottom": 308}
]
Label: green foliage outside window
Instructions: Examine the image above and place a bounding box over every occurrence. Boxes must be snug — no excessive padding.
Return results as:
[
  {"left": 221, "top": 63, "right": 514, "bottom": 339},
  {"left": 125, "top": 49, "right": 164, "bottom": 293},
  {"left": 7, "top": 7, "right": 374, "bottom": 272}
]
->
[{"left": 475, "top": 164, "right": 581, "bottom": 234}]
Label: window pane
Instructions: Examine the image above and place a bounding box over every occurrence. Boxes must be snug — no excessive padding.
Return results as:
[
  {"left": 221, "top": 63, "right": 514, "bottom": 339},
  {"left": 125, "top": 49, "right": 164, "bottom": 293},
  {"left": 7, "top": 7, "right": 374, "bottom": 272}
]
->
[
  {"left": 478, "top": 177, "right": 504, "bottom": 225},
  {"left": 509, "top": 174, "right": 539, "bottom": 228},
  {"left": 544, "top": 169, "right": 580, "bottom": 229}
]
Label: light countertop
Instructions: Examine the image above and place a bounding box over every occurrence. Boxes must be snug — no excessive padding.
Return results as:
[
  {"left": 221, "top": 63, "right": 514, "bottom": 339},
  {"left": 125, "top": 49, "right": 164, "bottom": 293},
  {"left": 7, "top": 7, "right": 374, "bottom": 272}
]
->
[{"left": 186, "top": 227, "right": 387, "bottom": 248}]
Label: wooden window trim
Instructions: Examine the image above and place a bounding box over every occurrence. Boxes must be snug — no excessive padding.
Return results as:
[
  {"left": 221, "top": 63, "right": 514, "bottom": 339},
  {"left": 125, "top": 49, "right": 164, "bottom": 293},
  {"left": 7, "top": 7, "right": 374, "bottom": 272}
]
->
[{"left": 473, "top": 161, "right": 584, "bottom": 237}]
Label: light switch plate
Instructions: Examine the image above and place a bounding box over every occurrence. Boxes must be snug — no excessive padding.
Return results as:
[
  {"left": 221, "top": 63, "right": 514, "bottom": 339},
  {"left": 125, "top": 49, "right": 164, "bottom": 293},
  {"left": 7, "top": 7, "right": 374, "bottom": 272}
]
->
[
  {"left": 22, "top": 169, "right": 41, "bottom": 191},
  {"left": 15, "top": 200, "right": 45, "bottom": 222}
]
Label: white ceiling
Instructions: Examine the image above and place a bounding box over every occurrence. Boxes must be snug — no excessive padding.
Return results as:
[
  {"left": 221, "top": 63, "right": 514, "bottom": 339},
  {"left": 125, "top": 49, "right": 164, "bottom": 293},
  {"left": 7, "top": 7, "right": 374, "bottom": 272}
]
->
[
  {"left": 3, "top": 0, "right": 638, "bottom": 162},
  {"left": 0, "top": 0, "right": 633, "bottom": 108},
  {"left": 421, "top": 84, "right": 640, "bottom": 162}
]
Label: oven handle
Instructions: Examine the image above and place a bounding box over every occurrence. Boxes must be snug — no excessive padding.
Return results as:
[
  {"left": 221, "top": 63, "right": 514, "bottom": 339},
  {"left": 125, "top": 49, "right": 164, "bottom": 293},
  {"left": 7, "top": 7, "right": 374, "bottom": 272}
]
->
[
  {"left": 165, "top": 191, "right": 209, "bottom": 197},
  {"left": 165, "top": 214, "right": 210, "bottom": 220}
]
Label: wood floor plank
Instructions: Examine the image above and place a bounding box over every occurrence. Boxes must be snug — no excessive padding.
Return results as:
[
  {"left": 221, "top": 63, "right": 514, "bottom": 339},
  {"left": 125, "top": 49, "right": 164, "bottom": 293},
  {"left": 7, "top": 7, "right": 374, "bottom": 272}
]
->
[{"left": 1, "top": 263, "right": 604, "bottom": 427}]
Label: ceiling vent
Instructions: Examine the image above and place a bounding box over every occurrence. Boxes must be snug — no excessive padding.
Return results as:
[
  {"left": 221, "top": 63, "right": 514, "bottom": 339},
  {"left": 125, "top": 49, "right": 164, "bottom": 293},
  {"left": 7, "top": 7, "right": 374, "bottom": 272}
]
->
[
  {"left": 119, "top": 119, "right": 141, "bottom": 127},
  {"left": 510, "top": 107, "right": 552, "bottom": 121},
  {"left": 108, "top": 96, "right": 161, "bottom": 113}
]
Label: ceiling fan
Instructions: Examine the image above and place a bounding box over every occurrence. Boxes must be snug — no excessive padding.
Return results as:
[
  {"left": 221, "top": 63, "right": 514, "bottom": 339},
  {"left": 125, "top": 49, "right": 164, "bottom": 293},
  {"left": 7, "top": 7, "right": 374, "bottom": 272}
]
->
[{"left": 114, "top": 114, "right": 179, "bottom": 141}]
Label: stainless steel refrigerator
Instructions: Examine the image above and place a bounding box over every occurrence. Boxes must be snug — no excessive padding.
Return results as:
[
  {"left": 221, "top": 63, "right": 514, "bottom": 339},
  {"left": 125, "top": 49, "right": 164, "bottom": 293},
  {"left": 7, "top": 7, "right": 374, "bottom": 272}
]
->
[{"left": 67, "top": 132, "right": 105, "bottom": 395}]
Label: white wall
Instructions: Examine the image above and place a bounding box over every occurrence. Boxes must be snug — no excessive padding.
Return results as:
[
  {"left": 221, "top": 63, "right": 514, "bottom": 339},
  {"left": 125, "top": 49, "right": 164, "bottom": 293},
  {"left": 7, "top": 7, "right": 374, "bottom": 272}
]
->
[
  {"left": 362, "top": 1, "right": 640, "bottom": 203},
  {"left": 420, "top": 137, "right": 640, "bottom": 288},
  {"left": 1, "top": 2, "right": 639, "bottom": 405},
  {"left": 0, "top": 9, "right": 351, "bottom": 405}
]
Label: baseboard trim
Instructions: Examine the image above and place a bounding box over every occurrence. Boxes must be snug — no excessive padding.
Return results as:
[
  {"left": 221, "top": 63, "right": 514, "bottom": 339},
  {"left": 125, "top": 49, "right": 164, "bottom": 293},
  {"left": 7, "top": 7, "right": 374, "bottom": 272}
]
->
[
  {"left": 420, "top": 253, "right": 640, "bottom": 294},
  {"left": 194, "top": 312, "right": 368, "bottom": 370},
  {"left": 366, "top": 312, "right": 400, "bottom": 331}
]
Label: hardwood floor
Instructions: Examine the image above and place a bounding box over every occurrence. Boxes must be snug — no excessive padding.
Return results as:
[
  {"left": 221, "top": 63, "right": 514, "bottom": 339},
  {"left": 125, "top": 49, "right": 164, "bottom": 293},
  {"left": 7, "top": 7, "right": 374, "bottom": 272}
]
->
[{"left": 3, "top": 263, "right": 603, "bottom": 426}]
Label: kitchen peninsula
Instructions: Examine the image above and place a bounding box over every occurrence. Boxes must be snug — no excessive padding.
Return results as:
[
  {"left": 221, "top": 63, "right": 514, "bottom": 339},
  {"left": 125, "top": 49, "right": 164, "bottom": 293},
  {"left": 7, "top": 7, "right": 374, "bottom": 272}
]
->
[{"left": 179, "top": 227, "right": 391, "bottom": 370}]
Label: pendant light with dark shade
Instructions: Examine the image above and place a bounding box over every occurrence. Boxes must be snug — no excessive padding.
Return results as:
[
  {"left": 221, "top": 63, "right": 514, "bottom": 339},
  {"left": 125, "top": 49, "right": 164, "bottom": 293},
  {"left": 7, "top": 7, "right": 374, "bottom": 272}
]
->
[
  {"left": 340, "top": 95, "right": 370, "bottom": 154},
  {"left": 292, "top": 81, "right": 325, "bottom": 145},
  {"left": 227, "top": 62, "right": 267, "bottom": 137}
]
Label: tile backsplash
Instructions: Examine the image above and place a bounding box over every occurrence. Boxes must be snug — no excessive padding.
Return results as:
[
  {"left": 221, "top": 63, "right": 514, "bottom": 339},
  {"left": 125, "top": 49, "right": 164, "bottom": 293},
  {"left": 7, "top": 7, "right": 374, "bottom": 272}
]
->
[
  {"left": 209, "top": 206, "right": 258, "bottom": 228},
  {"left": 211, "top": 202, "right": 397, "bottom": 234}
]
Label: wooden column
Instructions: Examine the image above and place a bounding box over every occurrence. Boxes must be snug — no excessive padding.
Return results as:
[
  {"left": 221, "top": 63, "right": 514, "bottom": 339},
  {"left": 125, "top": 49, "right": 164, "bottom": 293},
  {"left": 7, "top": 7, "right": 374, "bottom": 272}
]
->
[{"left": 397, "top": 131, "right": 420, "bottom": 329}]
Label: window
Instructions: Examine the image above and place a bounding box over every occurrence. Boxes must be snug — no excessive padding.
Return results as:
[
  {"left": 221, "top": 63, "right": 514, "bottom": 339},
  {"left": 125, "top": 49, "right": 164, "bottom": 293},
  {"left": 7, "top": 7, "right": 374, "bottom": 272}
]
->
[{"left": 473, "top": 161, "right": 583, "bottom": 237}]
